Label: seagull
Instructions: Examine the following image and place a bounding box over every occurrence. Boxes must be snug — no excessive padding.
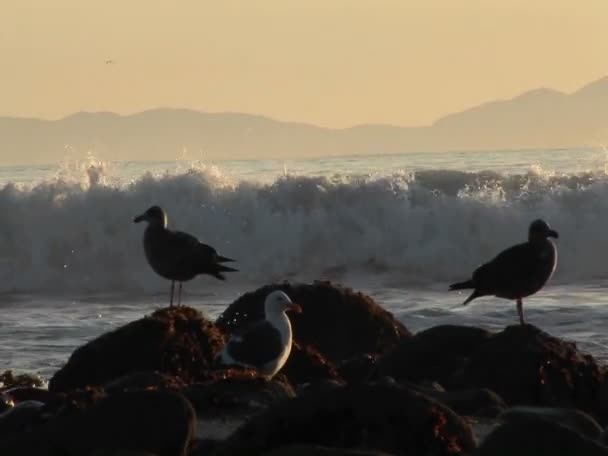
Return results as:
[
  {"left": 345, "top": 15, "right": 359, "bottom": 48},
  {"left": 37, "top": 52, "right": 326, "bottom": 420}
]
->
[
  {"left": 449, "top": 219, "right": 558, "bottom": 325},
  {"left": 218, "top": 290, "right": 302, "bottom": 378},
  {"left": 133, "top": 205, "right": 237, "bottom": 307}
]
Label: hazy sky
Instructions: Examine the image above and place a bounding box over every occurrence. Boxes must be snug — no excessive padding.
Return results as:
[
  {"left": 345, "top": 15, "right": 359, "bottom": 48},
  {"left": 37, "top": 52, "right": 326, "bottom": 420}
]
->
[{"left": 2, "top": 0, "right": 607, "bottom": 127}]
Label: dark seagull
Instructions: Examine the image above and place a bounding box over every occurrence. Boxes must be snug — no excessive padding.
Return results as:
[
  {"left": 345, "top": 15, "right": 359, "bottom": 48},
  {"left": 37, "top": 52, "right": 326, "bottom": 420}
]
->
[
  {"left": 449, "top": 219, "right": 558, "bottom": 325},
  {"left": 218, "top": 290, "right": 302, "bottom": 378},
  {"left": 134, "top": 205, "right": 237, "bottom": 307}
]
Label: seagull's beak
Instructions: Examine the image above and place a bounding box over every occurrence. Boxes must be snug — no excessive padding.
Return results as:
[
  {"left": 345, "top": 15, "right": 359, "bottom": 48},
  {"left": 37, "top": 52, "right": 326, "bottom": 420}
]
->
[
  {"left": 548, "top": 229, "right": 559, "bottom": 239},
  {"left": 288, "top": 303, "right": 303, "bottom": 314},
  {"left": 133, "top": 214, "right": 146, "bottom": 223}
]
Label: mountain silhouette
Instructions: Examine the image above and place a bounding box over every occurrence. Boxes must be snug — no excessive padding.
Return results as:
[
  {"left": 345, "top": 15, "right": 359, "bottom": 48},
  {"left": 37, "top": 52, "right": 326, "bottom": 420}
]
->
[{"left": 2, "top": 77, "right": 608, "bottom": 165}]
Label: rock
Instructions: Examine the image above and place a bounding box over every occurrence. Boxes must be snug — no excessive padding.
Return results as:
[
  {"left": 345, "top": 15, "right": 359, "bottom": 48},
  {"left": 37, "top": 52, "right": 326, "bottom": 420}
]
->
[
  {"left": 408, "top": 384, "right": 507, "bottom": 418},
  {"left": 182, "top": 369, "right": 295, "bottom": 418},
  {"left": 500, "top": 406, "right": 603, "bottom": 440},
  {"left": 376, "top": 325, "right": 493, "bottom": 385},
  {"left": 261, "top": 445, "right": 396, "bottom": 455},
  {"left": 0, "top": 401, "right": 47, "bottom": 438},
  {"left": 460, "top": 325, "right": 606, "bottom": 420},
  {"left": 216, "top": 282, "right": 410, "bottom": 363},
  {"left": 476, "top": 414, "right": 608, "bottom": 456},
  {"left": 377, "top": 324, "right": 608, "bottom": 422},
  {"left": 281, "top": 342, "right": 343, "bottom": 386},
  {"left": 337, "top": 354, "right": 379, "bottom": 384},
  {"left": 88, "top": 451, "right": 158, "bottom": 456},
  {"left": 50, "top": 306, "right": 225, "bottom": 392},
  {"left": 105, "top": 371, "right": 186, "bottom": 393},
  {"left": 214, "top": 383, "right": 475, "bottom": 456},
  {"left": 0, "top": 390, "right": 196, "bottom": 456}
]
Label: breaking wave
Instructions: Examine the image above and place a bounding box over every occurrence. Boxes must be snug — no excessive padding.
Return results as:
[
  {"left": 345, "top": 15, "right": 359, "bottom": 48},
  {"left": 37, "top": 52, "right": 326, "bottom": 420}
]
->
[{"left": 1, "top": 158, "right": 608, "bottom": 293}]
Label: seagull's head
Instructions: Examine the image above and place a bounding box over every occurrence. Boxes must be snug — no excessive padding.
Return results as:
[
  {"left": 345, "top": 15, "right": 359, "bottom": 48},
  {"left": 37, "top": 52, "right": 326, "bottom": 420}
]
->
[
  {"left": 528, "top": 219, "right": 558, "bottom": 242},
  {"left": 134, "top": 205, "right": 167, "bottom": 228},
  {"left": 264, "top": 290, "right": 302, "bottom": 317}
]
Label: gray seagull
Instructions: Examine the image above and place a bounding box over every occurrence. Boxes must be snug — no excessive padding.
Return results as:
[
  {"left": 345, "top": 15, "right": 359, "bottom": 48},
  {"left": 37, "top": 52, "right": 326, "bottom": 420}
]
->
[
  {"left": 449, "top": 219, "right": 558, "bottom": 325},
  {"left": 134, "top": 205, "right": 237, "bottom": 307}
]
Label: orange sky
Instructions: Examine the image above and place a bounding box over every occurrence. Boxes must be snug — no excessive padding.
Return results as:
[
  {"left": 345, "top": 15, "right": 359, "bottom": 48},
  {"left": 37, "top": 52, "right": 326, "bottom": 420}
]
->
[{"left": 2, "top": 0, "right": 607, "bottom": 127}]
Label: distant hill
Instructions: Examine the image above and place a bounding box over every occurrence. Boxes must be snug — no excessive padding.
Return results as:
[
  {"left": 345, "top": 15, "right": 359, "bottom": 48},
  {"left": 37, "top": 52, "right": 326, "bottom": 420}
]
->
[{"left": 2, "top": 77, "right": 608, "bottom": 165}]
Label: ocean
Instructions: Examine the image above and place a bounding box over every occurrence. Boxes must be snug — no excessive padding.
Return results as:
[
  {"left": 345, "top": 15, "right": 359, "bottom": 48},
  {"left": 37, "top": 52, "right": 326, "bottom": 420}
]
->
[{"left": 2, "top": 147, "right": 608, "bottom": 380}]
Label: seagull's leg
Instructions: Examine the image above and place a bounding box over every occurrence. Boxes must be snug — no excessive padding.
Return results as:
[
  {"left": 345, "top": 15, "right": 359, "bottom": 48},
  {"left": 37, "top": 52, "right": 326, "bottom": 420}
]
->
[
  {"left": 178, "top": 282, "right": 183, "bottom": 307},
  {"left": 170, "top": 281, "right": 175, "bottom": 308},
  {"left": 516, "top": 298, "right": 525, "bottom": 325}
]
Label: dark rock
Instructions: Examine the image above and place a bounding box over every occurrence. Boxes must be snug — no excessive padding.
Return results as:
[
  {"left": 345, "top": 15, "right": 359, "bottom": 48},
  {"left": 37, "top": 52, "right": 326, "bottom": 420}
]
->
[
  {"left": 216, "top": 282, "right": 410, "bottom": 363},
  {"left": 500, "top": 406, "right": 603, "bottom": 440},
  {"left": 281, "top": 342, "right": 343, "bottom": 386},
  {"left": 377, "top": 324, "right": 608, "bottom": 422},
  {"left": 0, "top": 390, "right": 196, "bottom": 456},
  {"left": 105, "top": 371, "right": 186, "bottom": 393},
  {"left": 191, "top": 438, "right": 223, "bottom": 456},
  {"left": 50, "top": 306, "right": 225, "bottom": 392},
  {"left": 460, "top": 325, "right": 606, "bottom": 420},
  {"left": 88, "top": 451, "right": 158, "bottom": 456},
  {"left": 0, "top": 370, "right": 45, "bottom": 391},
  {"left": 476, "top": 414, "right": 608, "bottom": 456},
  {"left": 183, "top": 369, "right": 295, "bottom": 417},
  {"left": 261, "top": 445, "right": 396, "bottom": 455},
  {"left": 296, "top": 379, "right": 345, "bottom": 396},
  {"left": 376, "top": 325, "right": 493, "bottom": 385},
  {"left": 422, "top": 387, "right": 507, "bottom": 418},
  {"left": 0, "top": 401, "right": 47, "bottom": 438},
  {"left": 214, "top": 383, "right": 475, "bottom": 456},
  {"left": 337, "top": 354, "right": 379, "bottom": 384}
]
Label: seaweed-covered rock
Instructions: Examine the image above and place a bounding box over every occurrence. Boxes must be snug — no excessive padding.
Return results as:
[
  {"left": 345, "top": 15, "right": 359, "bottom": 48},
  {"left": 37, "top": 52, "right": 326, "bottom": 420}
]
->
[
  {"left": 0, "top": 390, "right": 196, "bottom": 456},
  {"left": 104, "top": 371, "right": 186, "bottom": 393},
  {"left": 378, "top": 324, "right": 607, "bottom": 422},
  {"left": 461, "top": 325, "right": 605, "bottom": 419},
  {"left": 183, "top": 369, "right": 295, "bottom": 417},
  {"left": 216, "top": 282, "right": 410, "bottom": 363},
  {"left": 214, "top": 383, "right": 476, "bottom": 456},
  {"left": 337, "top": 354, "right": 379, "bottom": 384},
  {"left": 281, "top": 342, "right": 343, "bottom": 386},
  {"left": 49, "top": 306, "right": 225, "bottom": 392}
]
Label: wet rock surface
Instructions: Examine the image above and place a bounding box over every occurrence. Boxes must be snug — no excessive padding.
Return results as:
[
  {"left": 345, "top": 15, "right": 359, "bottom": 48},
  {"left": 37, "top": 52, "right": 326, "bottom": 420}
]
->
[
  {"left": 49, "top": 306, "right": 226, "bottom": 392},
  {"left": 500, "top": 405, "right": 604, "bottom": 440},
  {"left": 214, "top": 382, "right": 476, "bottom": 456},
  {"left": 216, "top": 281, "right": 410, "bottom": 363},
  {"left": 476, "top": 413, "right": 608, "bottom": 456}
]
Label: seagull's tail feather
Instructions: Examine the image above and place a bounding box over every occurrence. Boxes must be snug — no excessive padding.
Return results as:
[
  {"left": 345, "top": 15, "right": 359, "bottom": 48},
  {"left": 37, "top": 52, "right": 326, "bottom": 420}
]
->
[
  {"left": 210, "top": 264, "right": 239, "bottom": 281},
  {"left": 449, "top": 280, "right": 474, "bottom": 291},
  {"left": 217, "top": 255, "right": 236, "bottom": 263},
  {"left": 461, "top": 290, "right": 481, "bottom": 306}
]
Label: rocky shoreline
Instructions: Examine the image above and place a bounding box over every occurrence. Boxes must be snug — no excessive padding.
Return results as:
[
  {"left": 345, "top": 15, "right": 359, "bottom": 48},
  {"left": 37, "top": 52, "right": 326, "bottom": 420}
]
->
[{"left": 2, "top": 281, "right": 608, "bottom": 455}]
